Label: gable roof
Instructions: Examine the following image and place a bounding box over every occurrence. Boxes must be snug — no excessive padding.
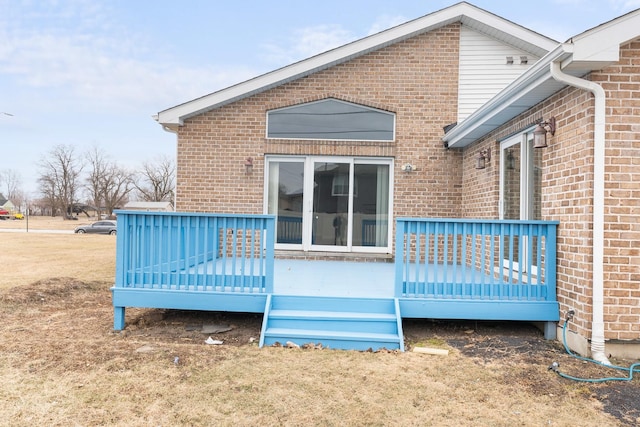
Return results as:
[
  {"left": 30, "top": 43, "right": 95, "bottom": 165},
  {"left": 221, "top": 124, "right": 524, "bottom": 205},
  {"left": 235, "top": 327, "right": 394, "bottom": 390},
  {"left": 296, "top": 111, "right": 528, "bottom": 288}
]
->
[
  {"left": 155, "top": 2, "right": 557, "bottom": 131},
  {"left": 443, "top": 8, "right": 640, "bottom": 148}
]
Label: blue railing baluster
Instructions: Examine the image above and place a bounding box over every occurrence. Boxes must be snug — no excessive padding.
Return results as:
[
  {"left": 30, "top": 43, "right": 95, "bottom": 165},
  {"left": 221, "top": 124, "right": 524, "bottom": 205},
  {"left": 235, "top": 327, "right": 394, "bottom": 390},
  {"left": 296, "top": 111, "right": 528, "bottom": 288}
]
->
[{"left": 452, "top": 222, "right": 459, "bottom": 295}]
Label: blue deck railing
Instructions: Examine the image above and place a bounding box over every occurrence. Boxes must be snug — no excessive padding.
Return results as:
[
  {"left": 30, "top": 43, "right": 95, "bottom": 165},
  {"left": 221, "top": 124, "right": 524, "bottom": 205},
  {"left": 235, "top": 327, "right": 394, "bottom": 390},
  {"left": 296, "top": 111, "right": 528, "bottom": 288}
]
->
[
  {"left": 112, "top": 213, "right": 559, "bottom": 333},
  {"left": 114, "top": 211, "right": 275, "bottom": 293},
  {"left": 395, "top": 218, "right": 558, "bottom": 301}
]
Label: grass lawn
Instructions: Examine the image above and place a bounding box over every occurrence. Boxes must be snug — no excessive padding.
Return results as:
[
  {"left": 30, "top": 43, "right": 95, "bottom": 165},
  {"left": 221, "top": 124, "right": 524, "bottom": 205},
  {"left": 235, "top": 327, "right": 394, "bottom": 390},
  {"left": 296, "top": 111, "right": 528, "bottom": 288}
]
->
[{"left": 0, "top": 220, "right": 638, "bottom": 426}]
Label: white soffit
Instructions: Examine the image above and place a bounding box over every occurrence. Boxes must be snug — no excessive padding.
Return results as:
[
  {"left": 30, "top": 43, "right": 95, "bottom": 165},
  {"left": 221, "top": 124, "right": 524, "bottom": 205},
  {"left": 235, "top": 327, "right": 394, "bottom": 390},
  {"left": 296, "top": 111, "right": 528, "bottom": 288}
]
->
[{"left": 156, "top": 2, "right": 557, "bottom": 128}]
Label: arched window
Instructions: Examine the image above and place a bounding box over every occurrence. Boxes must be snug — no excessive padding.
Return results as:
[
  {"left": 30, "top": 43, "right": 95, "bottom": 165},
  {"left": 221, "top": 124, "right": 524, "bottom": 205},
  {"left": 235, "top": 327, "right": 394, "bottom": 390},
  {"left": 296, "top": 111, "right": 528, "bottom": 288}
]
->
[{"left": 267, "top": 98, "right": 395, "bottom": 141}]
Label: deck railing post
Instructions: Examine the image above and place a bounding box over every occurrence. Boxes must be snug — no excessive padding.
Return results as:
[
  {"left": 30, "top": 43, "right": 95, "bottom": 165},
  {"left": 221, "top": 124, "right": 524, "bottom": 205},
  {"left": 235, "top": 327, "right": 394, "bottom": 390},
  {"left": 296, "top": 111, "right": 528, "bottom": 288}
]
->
[
  {"left": 114, "top": 212, "right": 128, "bottom": 287},
  {"left": 264, "top": 216, "right": 275, "bottom": 293},
  {"left": 546, "top": 223, "right": 558, "bottom": 301},
  {"left": 394, "top": 219, "right": 406, "bottom": 297}
]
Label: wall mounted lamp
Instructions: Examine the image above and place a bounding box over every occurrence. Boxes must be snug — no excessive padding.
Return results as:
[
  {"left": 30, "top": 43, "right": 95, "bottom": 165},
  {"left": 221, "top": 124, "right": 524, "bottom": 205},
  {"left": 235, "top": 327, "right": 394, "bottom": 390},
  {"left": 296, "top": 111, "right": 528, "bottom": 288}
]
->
[
  {"left": 475, "top": 148, "right": 491, "bottom": 170},
  {"left": 401, "top": 163, "right": 416, "bottom": 173},
  {"left": 506, "top": 149, "right": 515, "bottom": 170},
  {"left": 244, "top": 157, "right": 254, "bottom": 173},
  {"left": 533, "top": 117, "right": 556, "bottom": 149}
]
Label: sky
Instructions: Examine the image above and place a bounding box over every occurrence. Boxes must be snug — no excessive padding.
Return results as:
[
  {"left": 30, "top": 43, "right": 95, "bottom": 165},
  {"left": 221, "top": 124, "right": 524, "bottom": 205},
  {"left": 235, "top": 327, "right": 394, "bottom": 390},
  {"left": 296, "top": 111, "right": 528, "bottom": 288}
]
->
[{"left": 2, "top": 0, "right": 640, "bottom": 198}]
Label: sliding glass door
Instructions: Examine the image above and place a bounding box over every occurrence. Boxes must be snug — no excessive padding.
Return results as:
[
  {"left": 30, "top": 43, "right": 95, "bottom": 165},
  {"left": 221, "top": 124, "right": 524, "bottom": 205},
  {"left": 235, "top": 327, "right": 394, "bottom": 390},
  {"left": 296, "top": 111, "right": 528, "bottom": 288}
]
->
[
  {"left": 266, "top": 156, "right": 392, "bottom": 253},
  {"left": 500, "top": 132, "right": 542, "bottom": 274}
]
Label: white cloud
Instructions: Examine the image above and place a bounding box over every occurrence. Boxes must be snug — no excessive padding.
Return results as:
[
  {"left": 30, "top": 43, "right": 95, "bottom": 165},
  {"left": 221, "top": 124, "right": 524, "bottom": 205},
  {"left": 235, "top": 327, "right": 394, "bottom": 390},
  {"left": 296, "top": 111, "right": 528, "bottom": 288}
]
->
[
  {"left": 258, "top": 13, "right": 409, "bottom": 67},
  {"left": 367, "top": 14, "right": 410, "bottom": 35},
  {"left": 260, "top": 24, "right": 357, "bottom": 65},
  {"left": 608, "top": 0, "right": 640, "bottom": 10},
  {"left": 0, "top": 1, "right": 257, "bottom": 114}
]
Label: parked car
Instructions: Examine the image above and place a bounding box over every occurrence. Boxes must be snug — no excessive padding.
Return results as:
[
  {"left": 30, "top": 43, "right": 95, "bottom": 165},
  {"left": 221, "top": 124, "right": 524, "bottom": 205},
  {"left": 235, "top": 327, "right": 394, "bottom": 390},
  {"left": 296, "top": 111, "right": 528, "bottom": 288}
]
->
[
  {"left": 13, "top": 213, "right": 24, "bottom": 220},
  {"left": 74, "top": 220, "right": 117, "bottom": 235},
  {"left": 0, "top": 208, "right": 9, "bottom": 220}
]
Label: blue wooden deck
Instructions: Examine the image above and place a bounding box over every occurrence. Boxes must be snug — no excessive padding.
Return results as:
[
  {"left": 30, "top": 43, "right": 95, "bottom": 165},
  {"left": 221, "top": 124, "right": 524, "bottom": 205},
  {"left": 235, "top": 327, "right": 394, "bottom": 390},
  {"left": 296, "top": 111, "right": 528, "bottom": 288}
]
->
[
  {"left": 275, "top": 259, "right": 393, "bottom": 297},
  {"left": 111, "top": 212, "right": 560, "bottom": 350}
]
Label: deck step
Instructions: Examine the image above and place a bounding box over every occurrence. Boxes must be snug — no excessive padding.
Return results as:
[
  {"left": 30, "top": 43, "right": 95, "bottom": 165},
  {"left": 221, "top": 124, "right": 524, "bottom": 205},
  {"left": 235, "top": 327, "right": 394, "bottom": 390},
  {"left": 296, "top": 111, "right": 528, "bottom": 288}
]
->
[{"left": 260, "top": 295, "right": 404, "bottom": 351}]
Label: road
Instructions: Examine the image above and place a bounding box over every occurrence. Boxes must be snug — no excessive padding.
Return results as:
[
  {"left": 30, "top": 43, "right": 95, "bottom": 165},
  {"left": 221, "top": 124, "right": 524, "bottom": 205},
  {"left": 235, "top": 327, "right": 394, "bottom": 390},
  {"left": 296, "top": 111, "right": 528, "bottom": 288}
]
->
[{"left": 0, "top": 228, "right": 73, "bottom": 234}]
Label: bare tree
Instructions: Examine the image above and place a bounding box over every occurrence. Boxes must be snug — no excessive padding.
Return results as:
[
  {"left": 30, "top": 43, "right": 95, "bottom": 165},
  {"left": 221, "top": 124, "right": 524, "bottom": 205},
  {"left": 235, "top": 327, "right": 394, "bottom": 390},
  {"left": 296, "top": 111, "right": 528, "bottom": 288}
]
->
[
  {"left": 86, "top": 147, "right": 134, "bottom": 217},
  {"left": 0, "top": 169, "right": 26, "bottom": 213},
  {"left": 0, "top": 169, "right": 21, "bottom": 200},
  {"left": 134, "top": 156, "right": 175, "bottom": 206},
  {"left": 85, "top": 147, "right": 109, "bottom": 216},
  {"left": 102, "top": 165, "right": 134, "bottom": 215},
  {"left": 37, "top": 145, "right": 84, "bottom": 218}
]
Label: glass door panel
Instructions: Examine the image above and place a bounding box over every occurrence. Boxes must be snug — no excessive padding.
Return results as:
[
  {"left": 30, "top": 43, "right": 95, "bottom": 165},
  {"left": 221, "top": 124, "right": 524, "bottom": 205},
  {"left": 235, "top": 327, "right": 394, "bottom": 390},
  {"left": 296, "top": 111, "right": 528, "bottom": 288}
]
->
[
  {"left": 312, "top": 161, "right": 350, "bottom": 248},
  {"left": 268, "top": 161, "right": 304, "bottom": 245},
  {"left": 502, "top": 143, "right": 521, "bottom": 221},
  {"left": 502, "top": 141, "right": 522, "bottom": 272},
  {"left": 353, "top": 163, "right": 389, "bottom": 247}
]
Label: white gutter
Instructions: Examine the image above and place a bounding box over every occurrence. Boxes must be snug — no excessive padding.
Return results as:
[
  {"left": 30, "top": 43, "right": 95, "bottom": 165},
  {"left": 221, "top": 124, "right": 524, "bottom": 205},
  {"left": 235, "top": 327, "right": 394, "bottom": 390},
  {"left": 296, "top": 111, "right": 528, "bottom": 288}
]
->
[{"left": 549, "top": 61, "right": 610, "bottom": 365}]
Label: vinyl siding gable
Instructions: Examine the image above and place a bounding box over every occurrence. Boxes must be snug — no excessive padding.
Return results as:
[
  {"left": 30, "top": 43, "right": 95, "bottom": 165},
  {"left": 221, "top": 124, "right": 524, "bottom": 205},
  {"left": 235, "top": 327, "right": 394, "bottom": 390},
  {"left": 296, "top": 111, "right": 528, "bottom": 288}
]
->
[{"left": 457, "top": 26, "right": 540, "bottom": 122}]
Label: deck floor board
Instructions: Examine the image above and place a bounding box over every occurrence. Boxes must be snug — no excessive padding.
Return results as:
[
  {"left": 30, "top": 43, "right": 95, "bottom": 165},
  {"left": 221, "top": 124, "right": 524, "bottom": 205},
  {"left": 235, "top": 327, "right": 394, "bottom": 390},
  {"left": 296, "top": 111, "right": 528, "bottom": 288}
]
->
[{"left": 274, "top": 259, "right": 394, "bottom": 298}]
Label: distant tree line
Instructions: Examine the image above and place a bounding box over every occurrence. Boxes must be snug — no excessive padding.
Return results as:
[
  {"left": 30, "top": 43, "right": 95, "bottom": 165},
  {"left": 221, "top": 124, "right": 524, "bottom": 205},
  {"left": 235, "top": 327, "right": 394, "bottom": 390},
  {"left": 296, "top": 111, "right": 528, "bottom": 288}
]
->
[{"left": 33, "top": 144, "right": 175, "bottom": 219}]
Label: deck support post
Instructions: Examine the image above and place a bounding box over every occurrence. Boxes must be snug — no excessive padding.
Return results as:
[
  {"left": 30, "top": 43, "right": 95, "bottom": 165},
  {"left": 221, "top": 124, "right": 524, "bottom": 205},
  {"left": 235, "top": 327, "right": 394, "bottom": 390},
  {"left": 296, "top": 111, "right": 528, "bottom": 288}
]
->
[
  {"left": 114, "top": 306, "right": 126, "bottom": 330},
  {"left": 543, "top": 321, "right": 556, "bottom": 340}
]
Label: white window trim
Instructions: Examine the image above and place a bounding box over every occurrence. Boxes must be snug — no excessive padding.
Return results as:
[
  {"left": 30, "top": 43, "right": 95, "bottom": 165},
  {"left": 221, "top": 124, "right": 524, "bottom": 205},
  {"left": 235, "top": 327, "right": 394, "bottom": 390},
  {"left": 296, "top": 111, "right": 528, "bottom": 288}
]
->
[{"left": 265, "top": 98, "right": 396, "bottom": 143}]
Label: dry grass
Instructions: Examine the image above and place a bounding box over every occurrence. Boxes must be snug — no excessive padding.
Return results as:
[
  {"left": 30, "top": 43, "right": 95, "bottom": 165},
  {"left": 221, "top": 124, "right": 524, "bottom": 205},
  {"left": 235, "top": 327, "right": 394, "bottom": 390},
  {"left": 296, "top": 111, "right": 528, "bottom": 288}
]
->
[
  {"left": 0, "top": 223, "right": 637, "bottom": 426},
  {"left": 0, "top": 215, "right": 95, "bottom": 231},
  {"left": 0, "top": 232, "right": 115, "bottom": 289}
]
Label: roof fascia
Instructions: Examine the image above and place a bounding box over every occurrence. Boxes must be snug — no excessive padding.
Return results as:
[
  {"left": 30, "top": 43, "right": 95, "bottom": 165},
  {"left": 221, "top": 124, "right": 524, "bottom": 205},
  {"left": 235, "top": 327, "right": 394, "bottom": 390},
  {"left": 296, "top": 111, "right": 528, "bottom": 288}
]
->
[
  {"left": 567, "top": 8, "right": 640, "bottom": 69},
  {"left": 156, "top": 2, "right": 557, "bottom": 127}
]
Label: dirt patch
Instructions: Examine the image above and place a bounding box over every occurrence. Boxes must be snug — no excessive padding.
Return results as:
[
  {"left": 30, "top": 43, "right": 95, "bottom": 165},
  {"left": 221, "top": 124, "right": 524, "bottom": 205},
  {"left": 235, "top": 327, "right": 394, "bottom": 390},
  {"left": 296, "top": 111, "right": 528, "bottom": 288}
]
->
[
  {"left": 405, "top": 319, "right": 640, "bottom": 426},
  {"left": 124, "top": 309, "right": 263, "bottom": 346},
  {"left": 1, "top": 278, "right": 639, "bottom": 426}
]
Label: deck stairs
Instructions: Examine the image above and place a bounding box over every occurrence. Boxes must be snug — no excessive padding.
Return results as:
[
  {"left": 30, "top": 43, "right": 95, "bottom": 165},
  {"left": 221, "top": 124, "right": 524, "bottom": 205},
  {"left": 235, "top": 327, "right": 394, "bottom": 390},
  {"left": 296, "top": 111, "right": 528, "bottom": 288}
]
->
[{"left": 259, "top": 295, "right": 404, "bottom": 351}]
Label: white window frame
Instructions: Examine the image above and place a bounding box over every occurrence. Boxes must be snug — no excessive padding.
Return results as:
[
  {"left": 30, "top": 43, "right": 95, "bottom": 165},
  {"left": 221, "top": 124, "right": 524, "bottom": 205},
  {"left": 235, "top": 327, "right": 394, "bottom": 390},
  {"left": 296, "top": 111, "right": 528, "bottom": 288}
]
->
[{"left": 265, "top": 98, "right": 396, "bottom": 142}]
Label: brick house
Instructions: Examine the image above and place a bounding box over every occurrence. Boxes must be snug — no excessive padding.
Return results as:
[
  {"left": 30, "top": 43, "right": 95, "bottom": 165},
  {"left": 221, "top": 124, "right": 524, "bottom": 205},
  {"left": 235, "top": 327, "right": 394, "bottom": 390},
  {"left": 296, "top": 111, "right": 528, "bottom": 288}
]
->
[{"left": 141, "top": 3, "right": 640, "bottom": 357}]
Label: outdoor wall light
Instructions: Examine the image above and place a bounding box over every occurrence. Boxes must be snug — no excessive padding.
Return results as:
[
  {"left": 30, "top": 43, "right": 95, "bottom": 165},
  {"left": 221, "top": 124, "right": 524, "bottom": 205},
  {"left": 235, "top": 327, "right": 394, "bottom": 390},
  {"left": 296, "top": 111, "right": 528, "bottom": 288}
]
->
[
  {"left": 401, "top": 163, "right": 416, "bottom": 173},
  {"left": 506, "top": 149, "right": 515, "bottom": 170},
  {"left": 244, "top": 157, "right": 254, "bottom": 173},
  {"left": 533, "top": 117, "right": 556, "bottom": 149},
  {"left": 475, "top": 148, "right": 491, "bottom": 170}
]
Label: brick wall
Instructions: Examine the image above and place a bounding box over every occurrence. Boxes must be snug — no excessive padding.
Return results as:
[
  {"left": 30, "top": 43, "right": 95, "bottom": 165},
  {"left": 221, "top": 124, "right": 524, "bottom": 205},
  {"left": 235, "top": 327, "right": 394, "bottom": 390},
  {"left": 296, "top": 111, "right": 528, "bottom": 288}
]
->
[
  {"left": 593, "top": 40, "right": 640, "bottom": 341},
  {"left": 463, "top": 38, "right": 640, "bottom": 342},
  {"left": 175, "top": 25, "right": 463, "bottom": 221}
]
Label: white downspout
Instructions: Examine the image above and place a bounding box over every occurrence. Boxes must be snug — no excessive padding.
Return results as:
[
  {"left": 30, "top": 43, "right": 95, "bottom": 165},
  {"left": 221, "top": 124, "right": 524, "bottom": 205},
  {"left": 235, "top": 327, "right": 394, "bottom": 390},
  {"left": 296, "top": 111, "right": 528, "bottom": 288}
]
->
[{"left": 549, "top": 61, "right": 610, "bottom": 365}]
